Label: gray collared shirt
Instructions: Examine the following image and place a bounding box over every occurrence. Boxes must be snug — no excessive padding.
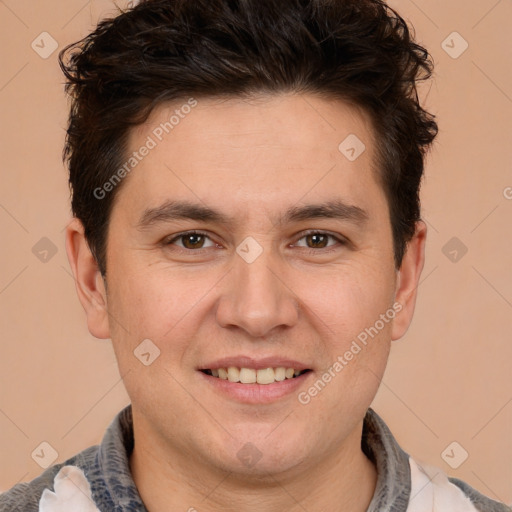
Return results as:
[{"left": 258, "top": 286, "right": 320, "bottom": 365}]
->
[{"left": 1, "top": 405, "right": 509, "bottom": 511}]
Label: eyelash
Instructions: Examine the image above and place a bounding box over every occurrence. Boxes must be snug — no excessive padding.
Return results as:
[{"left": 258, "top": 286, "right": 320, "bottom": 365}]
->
[{"left": 163, "top": 230, "right": 347, "bottom": 254}]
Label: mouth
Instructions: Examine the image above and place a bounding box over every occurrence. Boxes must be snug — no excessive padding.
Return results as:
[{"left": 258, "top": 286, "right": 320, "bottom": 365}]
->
[{"left": 200, "top": 367, "right": 312, "bottom": 385}]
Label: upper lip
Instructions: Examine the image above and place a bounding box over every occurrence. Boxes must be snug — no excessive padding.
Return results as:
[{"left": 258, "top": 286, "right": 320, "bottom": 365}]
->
[{"left": 198, "top": 356, "right": 311, "bottom": 371}]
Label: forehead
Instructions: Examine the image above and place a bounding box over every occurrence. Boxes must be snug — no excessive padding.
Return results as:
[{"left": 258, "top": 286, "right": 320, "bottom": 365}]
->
[{"left": 117, "top": 93, "right": 385, "bottom": 224}]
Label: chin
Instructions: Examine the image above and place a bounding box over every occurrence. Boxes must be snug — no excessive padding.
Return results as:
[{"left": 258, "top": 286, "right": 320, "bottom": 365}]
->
[
  {"left": 218, "top": 452, "right": 308, "bottom": 482},
  {"left": 207, "top": 426, "right": 311, "bottom": 478}
]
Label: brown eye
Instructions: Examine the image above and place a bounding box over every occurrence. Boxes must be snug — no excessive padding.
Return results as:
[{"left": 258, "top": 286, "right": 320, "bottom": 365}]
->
[
  {"left": 181, "top": 233, "right": 206, "bottom": 249},
  {"left": 304, "top": 233, "right": 329, "bottom": 248},
  {"left": 294, "top": 231, "right": 344, "bottom": 250},
  {"left": 166, "top": 231, "right": 216, "bottom": 250}
]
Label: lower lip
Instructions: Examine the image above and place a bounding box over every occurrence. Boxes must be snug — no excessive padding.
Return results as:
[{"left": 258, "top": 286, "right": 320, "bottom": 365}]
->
[{"left": 198, "top": 371, "right": 313, "bottom": 404}]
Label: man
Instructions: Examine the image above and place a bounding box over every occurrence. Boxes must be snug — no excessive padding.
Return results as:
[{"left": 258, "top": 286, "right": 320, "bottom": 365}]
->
[{"left": 1, "top": 0, "right": 509, "bottom": 511}]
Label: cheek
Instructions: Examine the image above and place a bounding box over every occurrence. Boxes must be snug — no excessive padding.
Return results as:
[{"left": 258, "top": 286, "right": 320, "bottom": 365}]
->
[
  {"left": 107, "top": 262, "right": 218, "bottom": 339},
  {"left": 297, "top": 261, "right": 395, "bottom": 401},
  {"left": 104, "top": 265, "right": 216, "bottom": 405},
  {"left": 300, "top": 261, "right": 396, "bottom": 342}
]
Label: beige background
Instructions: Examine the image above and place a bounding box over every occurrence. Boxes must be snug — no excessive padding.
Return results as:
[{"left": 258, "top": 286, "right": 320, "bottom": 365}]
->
[{"left": 0, "top": 0, "right": 511, "bottom": 504}]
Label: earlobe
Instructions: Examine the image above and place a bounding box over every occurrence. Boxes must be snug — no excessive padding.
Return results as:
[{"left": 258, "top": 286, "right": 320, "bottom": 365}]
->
[
  {"left": 65, "top": 218, "right": 110, "bottom": 339},
  {"left": 391, "top": 220, "right": 427, "bottom": 341}
]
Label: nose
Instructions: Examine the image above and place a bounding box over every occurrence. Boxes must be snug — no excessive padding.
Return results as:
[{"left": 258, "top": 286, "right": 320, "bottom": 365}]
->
[{"left": 215, "top": 247, "right": 299, "bottom": 338}]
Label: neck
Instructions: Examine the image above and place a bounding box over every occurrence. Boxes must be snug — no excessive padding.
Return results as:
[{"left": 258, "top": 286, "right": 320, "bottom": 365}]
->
[{"left": 129, "top": 415, "right": 377, "bottom": 512}]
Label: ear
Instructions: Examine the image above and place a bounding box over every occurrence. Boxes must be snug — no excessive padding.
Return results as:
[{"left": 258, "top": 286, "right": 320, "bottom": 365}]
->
[
  {"left": 391, "top": 220, "right": 427, "bottom": 341},
  {"left": 65, "top": 218, "right": 110, "bottom": 339}
]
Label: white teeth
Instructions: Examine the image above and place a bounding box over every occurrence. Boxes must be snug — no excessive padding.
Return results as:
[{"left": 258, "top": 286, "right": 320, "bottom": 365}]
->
[
  {"left": 227, "top": 367, "right": 240, "bottom": 383},
  {"left": 274, "top": 367, "right": 286, "bottom": 381},
  {"left": 239, "top": 368, "right": 257, "bottom": 383},
  {"left": 207, "top": 366, "right": 307, "bottom": 384},
  {"left": 256, "top": 368, "right": 275, "bottom": 384}
]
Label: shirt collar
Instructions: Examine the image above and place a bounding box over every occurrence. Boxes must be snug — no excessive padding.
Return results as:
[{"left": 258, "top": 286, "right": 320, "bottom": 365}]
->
[
  {"left": 96, "top": 404, "right": 147, "bottom": 510},
  {"left": 362, "top": 408, "right": 412, "bottom": 512}
]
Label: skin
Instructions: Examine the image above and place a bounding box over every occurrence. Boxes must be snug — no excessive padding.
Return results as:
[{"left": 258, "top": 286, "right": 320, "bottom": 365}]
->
[{"left": 66, "top": 93, "right": 426, "bottom": 512}]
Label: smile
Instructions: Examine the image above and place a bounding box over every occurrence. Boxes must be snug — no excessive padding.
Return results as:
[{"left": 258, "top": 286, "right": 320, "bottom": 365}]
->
[{"left": 201, "top": 367, "right": 312, "bottom": 384}]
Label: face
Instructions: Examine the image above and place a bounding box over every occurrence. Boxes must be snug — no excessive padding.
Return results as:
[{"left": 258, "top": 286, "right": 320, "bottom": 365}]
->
[{"left": 68, "top": 93, "right": 425, "bottom": 479}]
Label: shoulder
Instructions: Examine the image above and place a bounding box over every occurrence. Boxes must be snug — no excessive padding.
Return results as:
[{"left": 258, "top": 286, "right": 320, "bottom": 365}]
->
[
  {"left": 408, "top": 457, "right": 511, "bottom": 512},
  {"left": 0, "top": 445, "right": 98, "bottom": 512},
  {"left": 448, "top": 476, "right": 512, "bottom": 512}
]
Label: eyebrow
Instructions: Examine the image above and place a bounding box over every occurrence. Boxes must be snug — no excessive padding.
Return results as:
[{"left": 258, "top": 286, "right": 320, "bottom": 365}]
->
[{"left": 137, "top": 198, "right": 369, "bottom": 230}]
